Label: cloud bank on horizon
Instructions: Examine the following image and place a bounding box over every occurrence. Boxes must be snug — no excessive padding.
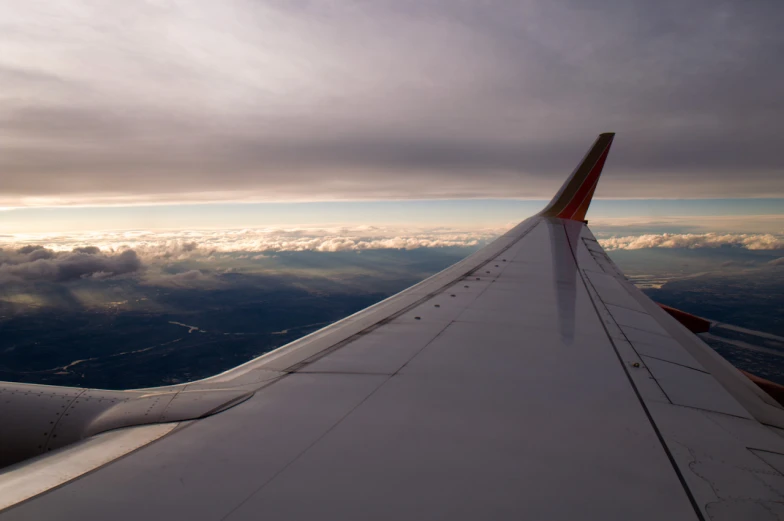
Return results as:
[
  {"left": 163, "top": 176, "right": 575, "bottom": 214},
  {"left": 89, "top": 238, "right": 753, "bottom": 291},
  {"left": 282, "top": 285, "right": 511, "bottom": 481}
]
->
[
  {"left": 1, "top": 227, "right": 782, "bottom": 290},
  {"left": 1, "top": 225, "right": 782, "bottom": 260},
  {"left": 600, "top": 233, "right": 784, "bottom": 251},
  {"left": 1, "top": 0, "right": 783, "bottom": 207},
  {"left": 0, "top": 226, "right": 499, "bottom": 259}
]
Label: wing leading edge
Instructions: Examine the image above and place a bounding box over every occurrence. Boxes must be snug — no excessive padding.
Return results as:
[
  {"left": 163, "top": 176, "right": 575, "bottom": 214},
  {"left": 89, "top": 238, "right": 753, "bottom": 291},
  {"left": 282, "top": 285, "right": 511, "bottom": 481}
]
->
[{"left": 3, "top": 134, "right": 784, "bottom": 521}]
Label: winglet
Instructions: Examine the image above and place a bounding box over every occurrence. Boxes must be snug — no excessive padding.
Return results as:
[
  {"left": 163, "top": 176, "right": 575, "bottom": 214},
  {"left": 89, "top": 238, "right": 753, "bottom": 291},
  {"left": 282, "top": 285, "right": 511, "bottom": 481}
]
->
[{"left": 540, "top": 133, "right": 614, "bottom": 222}]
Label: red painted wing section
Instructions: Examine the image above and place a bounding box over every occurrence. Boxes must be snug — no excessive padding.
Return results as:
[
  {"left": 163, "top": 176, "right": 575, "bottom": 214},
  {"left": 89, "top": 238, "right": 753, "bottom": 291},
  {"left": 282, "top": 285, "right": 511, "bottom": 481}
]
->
[
  {"left": 556, "top": 144, "right": 612, "bottom": 221},
  {"left": 540, "top": 133, "right": 614, "bottom": 222}
]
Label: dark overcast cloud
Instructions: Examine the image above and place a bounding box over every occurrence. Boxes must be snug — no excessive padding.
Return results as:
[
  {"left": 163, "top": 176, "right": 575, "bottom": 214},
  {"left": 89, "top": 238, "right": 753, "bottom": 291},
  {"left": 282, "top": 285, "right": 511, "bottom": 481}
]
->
[
  {"left": 1, "top": 0, "right": 782, "bottom": 205},
  {"left": 0, "top": 246, "right": 141, "bottom": 282}
]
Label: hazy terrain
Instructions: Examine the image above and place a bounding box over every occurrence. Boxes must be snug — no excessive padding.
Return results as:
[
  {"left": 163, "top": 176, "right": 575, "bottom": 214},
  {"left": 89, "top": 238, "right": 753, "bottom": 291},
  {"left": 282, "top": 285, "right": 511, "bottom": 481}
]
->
[
  {"left": 1, "top": 237, "right": 782, "bottom": 388},
  {"left": 610, "top": 247, "right": 784, "bottom": 384},
  {"left": 0, "top": 248, "right": 474, "bottom": 388}
]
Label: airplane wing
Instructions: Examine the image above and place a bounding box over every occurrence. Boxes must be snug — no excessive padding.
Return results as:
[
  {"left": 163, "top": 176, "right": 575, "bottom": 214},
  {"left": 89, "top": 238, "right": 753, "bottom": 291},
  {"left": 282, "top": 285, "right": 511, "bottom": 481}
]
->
[{"left": 3, "top": 134, "right": 784, "bottom": 520}]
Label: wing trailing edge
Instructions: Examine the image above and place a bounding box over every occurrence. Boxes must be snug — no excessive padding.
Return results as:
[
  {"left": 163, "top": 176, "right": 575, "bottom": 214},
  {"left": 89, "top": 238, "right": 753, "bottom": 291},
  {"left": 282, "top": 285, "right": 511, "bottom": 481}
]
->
[{"left": 540, "top": 132, "right": 614, "bottom": 222}]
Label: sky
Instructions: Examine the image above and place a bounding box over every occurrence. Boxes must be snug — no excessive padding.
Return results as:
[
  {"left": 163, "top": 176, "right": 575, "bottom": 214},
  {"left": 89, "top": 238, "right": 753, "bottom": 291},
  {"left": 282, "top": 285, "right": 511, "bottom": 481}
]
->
[
  {"left": 0, "top": 0, "right": 782, "bottom": 264},
  {"left": 1, "top": 0, "right": 783, "bottom": 210}
]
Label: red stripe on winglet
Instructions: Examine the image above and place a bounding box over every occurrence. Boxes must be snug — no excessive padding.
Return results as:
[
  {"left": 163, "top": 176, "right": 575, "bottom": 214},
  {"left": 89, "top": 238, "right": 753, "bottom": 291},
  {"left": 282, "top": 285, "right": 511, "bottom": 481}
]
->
[
  {"left": 556, "top": 144, "right": 611, "bottom": 220},
  {"left": 567, "top": 176, "right": 600, "bottom": 223}
]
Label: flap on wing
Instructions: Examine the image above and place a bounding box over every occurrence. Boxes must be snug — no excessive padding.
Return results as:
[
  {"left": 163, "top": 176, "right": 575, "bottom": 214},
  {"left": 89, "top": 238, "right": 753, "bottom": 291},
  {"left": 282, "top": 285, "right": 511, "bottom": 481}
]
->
[{"left": 540, "top": 133, "right": 614, "bottom": 222}]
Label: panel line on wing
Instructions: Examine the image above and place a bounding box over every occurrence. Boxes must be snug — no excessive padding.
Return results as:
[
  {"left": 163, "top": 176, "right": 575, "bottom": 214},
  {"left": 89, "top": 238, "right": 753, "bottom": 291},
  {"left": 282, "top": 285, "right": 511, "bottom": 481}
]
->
[
  {"left": 218, "top": 315, "right": 459, "bottom": 520},
  {"left": 289, "top": 222, "right": 545, "bottom": 373},
  {"left": 639, "top": 355, "right": 711, "bottom": 375},
  {"left": 561, "top": 219, "right": 707, "bottom": 521}
]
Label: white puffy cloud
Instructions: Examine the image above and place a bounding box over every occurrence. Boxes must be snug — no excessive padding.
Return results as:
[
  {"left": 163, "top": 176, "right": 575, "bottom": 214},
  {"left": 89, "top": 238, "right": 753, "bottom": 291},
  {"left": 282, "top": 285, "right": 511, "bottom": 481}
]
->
[
  {"left": 599, "top": 233, "right": 784, "bottom": 251},
  {"left": 5, "top": 228, "right": 782, "bottom": 265},
  {"left": 0, "top": 226, "right": 499, "bottom": 260}
]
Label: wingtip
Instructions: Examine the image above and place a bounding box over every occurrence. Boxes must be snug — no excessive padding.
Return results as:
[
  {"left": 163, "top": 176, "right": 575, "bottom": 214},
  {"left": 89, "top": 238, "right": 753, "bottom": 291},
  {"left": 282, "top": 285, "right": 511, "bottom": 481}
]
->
[{"left": 539, "top": 133, "right": 615, "bottom": 221}]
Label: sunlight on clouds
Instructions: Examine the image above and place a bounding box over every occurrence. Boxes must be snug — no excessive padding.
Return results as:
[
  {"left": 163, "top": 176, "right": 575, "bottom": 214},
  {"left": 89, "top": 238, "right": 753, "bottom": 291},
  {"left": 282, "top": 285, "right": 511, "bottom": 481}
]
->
[
  {"left": 0, "top": 292, "right": 49, "bottom": 309},
  {"left": 600, "top": 233, "right": 784, "bottom": 251},
  {"left": 2, "top": 224, "right": 782, "bottom": 288},
  {"left": 0, "top": 226, "right": 502, "bottom": 259}
]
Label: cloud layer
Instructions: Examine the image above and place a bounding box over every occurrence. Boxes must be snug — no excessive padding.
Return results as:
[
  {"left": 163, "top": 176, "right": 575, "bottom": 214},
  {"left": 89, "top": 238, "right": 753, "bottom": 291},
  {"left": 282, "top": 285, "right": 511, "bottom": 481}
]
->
[
  {"left": 1, "top": 227, "right": 782, "bottom": 300},
  {"left": 4, "top": 227, "right": 783, "bottom": 271},
  {"left": 0, "top": 226, "right": 498, "bottom": 262},
  {"left": 0, "top": 226, "right": 497, "bottom": 297},
  {"left": 599, "top": 233, "right": 784, "bottom": 251},
  {"left": 2, "top": 0, "right": 783, "bottom": 206},
  {"left": 0, "top": 246, "right": 141, "bottom": 282}
]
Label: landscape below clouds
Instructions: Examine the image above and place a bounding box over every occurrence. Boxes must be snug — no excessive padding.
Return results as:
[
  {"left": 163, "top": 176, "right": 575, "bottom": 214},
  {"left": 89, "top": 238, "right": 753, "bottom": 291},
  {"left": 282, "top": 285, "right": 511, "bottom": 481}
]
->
[{"left": 0, "top": 220, "right": 782, "bottom": 389}]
